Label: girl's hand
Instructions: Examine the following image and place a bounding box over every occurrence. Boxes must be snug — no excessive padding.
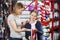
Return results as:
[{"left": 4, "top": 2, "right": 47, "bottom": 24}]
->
[
  {"left": 35, "top": 28, "right": 38, "bottom": 31},
  {"left": 32, "top": 28, "right": 38, "bottom": 31},
  {"left": 28, "top": 36, "right": 31, "bottom": 40}
]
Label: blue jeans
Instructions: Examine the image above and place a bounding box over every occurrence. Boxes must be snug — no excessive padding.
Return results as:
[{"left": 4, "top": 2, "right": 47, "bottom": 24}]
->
[{"left": 9, "top": 37, "right": 22, "bottom": 40}]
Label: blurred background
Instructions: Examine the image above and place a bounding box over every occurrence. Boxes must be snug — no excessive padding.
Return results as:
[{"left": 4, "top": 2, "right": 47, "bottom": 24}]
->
[{"left": 0, "top": 0, "right": 60, "bottom": 40}]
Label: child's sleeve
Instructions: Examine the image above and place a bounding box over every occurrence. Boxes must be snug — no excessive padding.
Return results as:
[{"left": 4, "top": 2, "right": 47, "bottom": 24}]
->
[
  {"left": 25, "top": 23, "right": 31, "bottom": 39},
  {"left": 36, "top": 21, "right": 43, "bottom": 35}
]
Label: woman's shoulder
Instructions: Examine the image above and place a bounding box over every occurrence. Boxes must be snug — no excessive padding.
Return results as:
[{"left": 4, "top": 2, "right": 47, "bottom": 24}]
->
[
  {"left": 8, "top": 14, "right": 14, "bottom": 17},
  {"left": 8, "top": 14, "right": 14, "bottom": 20}
]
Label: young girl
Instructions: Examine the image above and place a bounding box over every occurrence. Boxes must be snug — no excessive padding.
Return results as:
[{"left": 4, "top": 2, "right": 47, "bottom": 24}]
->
[
  {"left": 8, "top": 2, "right": 30, "bottom": 40},
  {"left": 25, "top": 10, "right": 43, "bottom": 40}
]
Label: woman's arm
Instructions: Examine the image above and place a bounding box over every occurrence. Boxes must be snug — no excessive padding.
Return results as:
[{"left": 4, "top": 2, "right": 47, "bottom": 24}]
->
[
  {"left": 26, "top": 29, "right": 31, "bottom": 31},
  {"left": 21, "top": 22, "right": 31, "bottom": 32},
  {"left": 21, "top": 20, "right": 31, "bottom": 32},
  {"left": 9, "top": 20, "right": 27, "bottom": 32}
]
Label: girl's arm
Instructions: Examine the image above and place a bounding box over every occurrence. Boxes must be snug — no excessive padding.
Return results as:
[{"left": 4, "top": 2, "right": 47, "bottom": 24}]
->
[
  {"left": 36, "top": 21, "right": 43, "bottom": 34},
  {"left": 28, "top": 36, "right": 31, "bottom": 40}
]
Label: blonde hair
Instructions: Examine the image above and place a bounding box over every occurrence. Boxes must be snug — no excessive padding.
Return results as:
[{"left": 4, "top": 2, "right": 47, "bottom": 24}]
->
[{"left": 13, "top": 2, "right": 24, "bottom": 13}]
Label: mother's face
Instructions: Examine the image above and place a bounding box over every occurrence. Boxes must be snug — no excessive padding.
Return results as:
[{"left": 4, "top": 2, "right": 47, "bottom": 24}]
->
[{"left": 15, "top": 7, "right": 23, "bottom": 15}]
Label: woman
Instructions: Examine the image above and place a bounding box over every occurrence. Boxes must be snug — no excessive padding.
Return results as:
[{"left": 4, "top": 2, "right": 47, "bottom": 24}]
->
[
  {"left": 25, "top": 10, "right": 43, "bottom": 40},
  {"left": 8, "top": 2, "right": 30, "bottom": 40}
]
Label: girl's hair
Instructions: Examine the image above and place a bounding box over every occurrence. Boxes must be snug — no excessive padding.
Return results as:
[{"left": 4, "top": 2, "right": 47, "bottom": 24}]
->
[
  {"left": 30, "top": 10, "right": 38, "bottom": 16},
  {"left": 13, "top": 2, "right": 24, "bottom": 13}
]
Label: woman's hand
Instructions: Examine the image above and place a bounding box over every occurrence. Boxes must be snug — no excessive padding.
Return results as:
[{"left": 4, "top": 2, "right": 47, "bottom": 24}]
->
[
  {"left": 21, "top": 28, "right": 26, "bottom": 31},
  {"left": 21, "top": 20, "right": 29, "bottom": 27},
  {"left": 22, "top": 28, "right": 31, "bottom": 32},
  {"left": 26, "top": 29, "right": 31, "bottom": 31},
  {"left": 21, "top": 21, "right": 27, "bottom": 28}
]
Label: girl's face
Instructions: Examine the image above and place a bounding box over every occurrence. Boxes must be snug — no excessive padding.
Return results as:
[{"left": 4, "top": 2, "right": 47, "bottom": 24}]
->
[
  {"left": 30, "top": 12, "right": 37, "bottom": 21},
  {"left": 15, "top": 7, "right": 23, "bottom": 15}
]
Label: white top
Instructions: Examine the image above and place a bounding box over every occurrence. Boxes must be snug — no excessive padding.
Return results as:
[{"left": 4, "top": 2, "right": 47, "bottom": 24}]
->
[
  {"left": 8, "top": 14, "right": 24, "bottom": 38},
  {"left": 31, "top": 20, "right": 37, "bottom": 30}
]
